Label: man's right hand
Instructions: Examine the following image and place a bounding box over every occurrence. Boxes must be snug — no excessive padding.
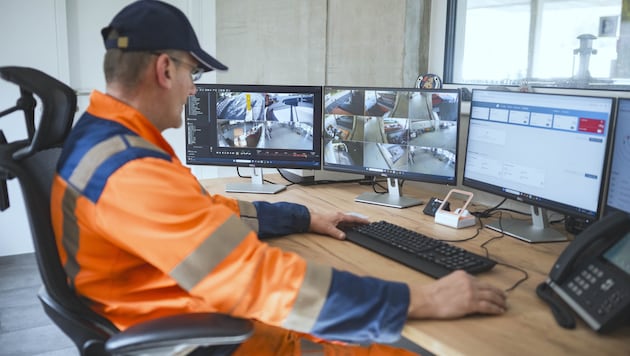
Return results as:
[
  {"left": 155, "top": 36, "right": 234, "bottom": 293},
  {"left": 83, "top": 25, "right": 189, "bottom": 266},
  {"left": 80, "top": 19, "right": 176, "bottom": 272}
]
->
[{"left": 407, "top": 270, "right": 507, "bottom": 319}]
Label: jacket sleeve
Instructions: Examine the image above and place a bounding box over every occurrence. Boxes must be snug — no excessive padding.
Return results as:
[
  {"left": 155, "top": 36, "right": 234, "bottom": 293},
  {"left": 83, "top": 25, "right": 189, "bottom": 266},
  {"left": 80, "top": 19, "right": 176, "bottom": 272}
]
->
[
  {"left": 309, "top": 269, "right": 409, "bottom": 343},
  {"left": 252, "top": 201, "right": 310, "bottom": 238}
]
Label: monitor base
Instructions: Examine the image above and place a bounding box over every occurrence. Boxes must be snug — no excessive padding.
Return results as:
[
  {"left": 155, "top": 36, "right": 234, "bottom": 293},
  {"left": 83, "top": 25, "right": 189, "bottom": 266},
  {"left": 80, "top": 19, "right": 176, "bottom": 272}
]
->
[
  {"left": 354, "top": 192, "right": 423, "bottom": 209},
  {"left": 225, "top": 183, "right": 286, "bottom": 194},
  {"left": 225, "top": 167, "right": 286, "bottom": 194},
  {"left": 485, "top": 208, "right": 568, "bottom": 243}
]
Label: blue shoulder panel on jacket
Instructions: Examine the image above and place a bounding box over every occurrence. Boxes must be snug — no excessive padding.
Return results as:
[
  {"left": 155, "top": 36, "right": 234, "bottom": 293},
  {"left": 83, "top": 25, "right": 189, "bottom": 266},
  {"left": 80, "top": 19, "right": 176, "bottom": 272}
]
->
[{"left": 57, "top": 113, "right": 170, "bottom": 203}]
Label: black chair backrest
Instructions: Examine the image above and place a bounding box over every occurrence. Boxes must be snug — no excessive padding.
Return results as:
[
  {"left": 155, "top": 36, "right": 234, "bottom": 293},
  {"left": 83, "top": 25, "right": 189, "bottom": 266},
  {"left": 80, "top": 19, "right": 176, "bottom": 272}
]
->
[
  {"left": 0, "top": 67, "right": 119, "bottom": 354},
  {"left": 0, "top": 66, "right": 75, "bottom": 158}
]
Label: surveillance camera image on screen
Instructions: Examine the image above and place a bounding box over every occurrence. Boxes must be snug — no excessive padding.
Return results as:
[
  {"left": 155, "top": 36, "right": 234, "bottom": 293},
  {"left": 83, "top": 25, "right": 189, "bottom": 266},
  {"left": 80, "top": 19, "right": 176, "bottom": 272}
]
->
[
  {"left": 322, "top": 86, "right": 461, "bottom": 208},
  {"left": 185, "top": 84, "right": 323, "bottom": 194}
]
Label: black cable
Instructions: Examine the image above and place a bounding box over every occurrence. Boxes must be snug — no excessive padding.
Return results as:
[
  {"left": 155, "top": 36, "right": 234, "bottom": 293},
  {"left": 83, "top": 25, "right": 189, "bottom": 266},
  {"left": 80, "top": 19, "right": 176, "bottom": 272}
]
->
[
  {"left": 235, "top": 166, "right": 247, "bottom": 178},
  {"left": 272, "top": 178, "right": 295, "bottom": 187},
  {"left": 471, "top": 198, "right": 507, "bottom": 218},
  {"left": 436, "top": 220, "right": 484, "bottom": 243},
  {"left": 477, "top": 211, "right": 529, "bottom": 292},
  {"left": 300, "top": 178, "right": 366, "bottom": 186},
  {"left": 275, "top": 169, "right": 367, "bottom": 186},
  {"left": 273, "top": 169, "right": 297, "bottom": 187},
  {"left": 371, "top": 177, "right": 388, "bottom": 194},
  {"left": 499, "top": 261, "right": 529, "bottom": 292},
  {"left": 236, "top": 167, "right": 295, "bottom": 187},
  {"left": 495, "top": 207, "right": 531, "bottom": 216}
]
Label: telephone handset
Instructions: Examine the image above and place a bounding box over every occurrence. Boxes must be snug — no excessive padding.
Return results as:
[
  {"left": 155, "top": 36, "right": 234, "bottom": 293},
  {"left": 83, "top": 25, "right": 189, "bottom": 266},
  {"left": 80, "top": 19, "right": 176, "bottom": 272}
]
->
[{"left": 538, "top": 211, "right": 630, "bottom": 332}]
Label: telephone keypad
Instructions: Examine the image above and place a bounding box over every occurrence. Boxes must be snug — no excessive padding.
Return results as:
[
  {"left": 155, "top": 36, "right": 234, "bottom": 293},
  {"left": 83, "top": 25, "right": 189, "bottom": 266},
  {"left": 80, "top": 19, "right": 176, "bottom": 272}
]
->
[
  {"left": 587, "top": 264, "right": 604, "bottom": 278},
  {"left": 567, "top": 262, "right": 629, "bottom": 323}
]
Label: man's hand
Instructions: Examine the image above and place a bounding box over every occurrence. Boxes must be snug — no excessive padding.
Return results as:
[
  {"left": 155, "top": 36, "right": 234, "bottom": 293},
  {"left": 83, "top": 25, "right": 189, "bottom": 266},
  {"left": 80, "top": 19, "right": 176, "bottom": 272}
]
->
[
  {"left": 309, "top": 211, "right": 369, "bottom": 240},
  {"left": 408, "top": 270, "right": 507, "bottom": 319}
]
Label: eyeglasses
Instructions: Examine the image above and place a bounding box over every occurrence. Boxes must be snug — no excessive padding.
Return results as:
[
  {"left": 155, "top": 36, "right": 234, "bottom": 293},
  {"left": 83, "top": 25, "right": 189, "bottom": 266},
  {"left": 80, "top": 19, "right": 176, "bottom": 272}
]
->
[{"left": 152, "top": 52, "right": 204, "bottom": 82}]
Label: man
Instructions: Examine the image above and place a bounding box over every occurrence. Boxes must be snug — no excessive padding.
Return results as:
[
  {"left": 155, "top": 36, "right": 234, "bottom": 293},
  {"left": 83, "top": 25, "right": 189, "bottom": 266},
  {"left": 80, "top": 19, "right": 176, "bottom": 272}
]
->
[{"left": 51, "top": 1, "right": 507, "bottom": 354}]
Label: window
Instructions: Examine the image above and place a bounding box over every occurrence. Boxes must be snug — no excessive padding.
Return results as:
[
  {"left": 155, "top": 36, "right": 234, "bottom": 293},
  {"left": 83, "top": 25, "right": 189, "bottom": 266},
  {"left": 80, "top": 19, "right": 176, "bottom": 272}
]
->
[{"left": 445, "top": 0, "right": 630, "bottom": 90}]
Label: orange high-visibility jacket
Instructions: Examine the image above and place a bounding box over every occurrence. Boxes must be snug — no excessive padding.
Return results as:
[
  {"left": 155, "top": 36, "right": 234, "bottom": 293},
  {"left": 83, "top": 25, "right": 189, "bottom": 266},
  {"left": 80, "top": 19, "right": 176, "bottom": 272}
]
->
[{"left": 51, "top": 91, "right": 409, "bottom": 346}]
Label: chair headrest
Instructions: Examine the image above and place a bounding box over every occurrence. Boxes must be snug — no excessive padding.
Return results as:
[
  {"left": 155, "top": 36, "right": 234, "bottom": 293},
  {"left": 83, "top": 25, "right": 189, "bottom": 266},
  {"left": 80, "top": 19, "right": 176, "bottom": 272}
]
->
[{"left": 0, "top": 66, "right": 76, "bottom": 160}]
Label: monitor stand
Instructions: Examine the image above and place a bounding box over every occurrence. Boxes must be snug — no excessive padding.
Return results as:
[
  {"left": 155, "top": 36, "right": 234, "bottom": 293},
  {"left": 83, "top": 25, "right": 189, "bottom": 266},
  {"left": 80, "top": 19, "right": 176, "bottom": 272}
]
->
[
  {"left": 225, "top": 168, "right": 286, "bottom": 194},
  {"left": 485, "top": 205, "right": 568, "bottom": 243},
  {"left": 354, "top": 178, "right": 423, "bottom": 209}
]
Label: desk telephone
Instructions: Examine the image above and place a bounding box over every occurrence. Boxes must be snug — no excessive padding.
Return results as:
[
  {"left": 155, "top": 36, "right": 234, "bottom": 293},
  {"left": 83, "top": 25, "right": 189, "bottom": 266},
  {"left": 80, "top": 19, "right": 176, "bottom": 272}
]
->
[{"left": 537, "top": 211, "right": 630, "bottom": 333}]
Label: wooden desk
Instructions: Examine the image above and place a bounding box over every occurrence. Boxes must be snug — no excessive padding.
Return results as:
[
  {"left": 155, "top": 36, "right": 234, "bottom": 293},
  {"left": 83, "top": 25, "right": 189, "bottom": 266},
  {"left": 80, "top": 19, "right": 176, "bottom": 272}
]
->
[{"left": 200, "top": 176, "right": 630, "bottom": 356}]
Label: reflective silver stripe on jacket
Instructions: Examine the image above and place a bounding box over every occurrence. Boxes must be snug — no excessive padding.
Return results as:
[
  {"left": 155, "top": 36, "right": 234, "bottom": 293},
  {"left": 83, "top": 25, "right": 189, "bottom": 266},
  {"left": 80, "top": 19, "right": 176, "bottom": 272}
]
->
[
  {"left": 169, "top": 214, "right": 252, "bottom": 291},
  {"left": 282, "top": 262, "right": 332, "bottom": 333},
  {"left": 60, "top": 186, "right": 82, "bottom": 286},
  {"left": 238, "top": 200, "right": 259, "bottom": 232}
]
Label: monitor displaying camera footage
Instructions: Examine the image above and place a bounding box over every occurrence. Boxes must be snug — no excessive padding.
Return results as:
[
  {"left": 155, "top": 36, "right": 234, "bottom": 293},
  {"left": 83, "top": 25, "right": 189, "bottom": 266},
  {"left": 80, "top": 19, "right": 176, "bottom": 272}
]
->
[
  {"left": 185, "top": 84, "right": 322, "bottom": 193},
  {"left": 322, "top": 86, "right": 461, "bottom": 208}
]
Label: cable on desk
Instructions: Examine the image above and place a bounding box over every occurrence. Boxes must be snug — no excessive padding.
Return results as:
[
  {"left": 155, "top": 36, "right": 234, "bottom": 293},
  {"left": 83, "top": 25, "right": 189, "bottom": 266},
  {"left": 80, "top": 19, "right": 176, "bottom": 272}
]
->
[
  {"left": 436, "top": 220, "right": 484, "bottom": 243},
  {"left": 366, "top": 176, "right": 404, "bottom": 194},
  {"left": 435, "top": 211, "right": 529, "bottom": 291},
  {"left": 371, "top": 177, "right": 389, "bottom": 194},
  {"left": 499, "top": 261, "right": 529, "bottom": 292},
  {"left": 472, "top": 198, "right": 507, "bottom": 219},
  {"left": 472, "top": 198, "right": 535, "bottom": 220},
  {"left": 478, "top": 211, "right": 529, "bottom": 293},
  {"left": 275, "top": 169, "right": 367, "bottom": 186}
]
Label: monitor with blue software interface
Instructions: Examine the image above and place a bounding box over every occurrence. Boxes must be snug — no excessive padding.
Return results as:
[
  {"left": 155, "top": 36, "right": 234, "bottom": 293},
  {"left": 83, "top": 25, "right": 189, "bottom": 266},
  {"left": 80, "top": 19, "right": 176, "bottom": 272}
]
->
[{"left": 463, "top": 89, "right": 615, "bottom": 243}]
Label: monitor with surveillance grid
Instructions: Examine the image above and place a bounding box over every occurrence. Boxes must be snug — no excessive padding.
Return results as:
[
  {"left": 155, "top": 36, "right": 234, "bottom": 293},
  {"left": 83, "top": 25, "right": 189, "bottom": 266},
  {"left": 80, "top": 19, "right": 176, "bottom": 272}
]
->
[
  {"left": 463, "top": 89, "right": 615, "bottom": 243},
  {"left": 322, "top": 86, "right": 461, "bottom": 208},
  {"left": 604, "top": 97, "right": 630, "bottom": 216},
  {"left": 185, "top": 84, "right": 322, "bottom": 193}
]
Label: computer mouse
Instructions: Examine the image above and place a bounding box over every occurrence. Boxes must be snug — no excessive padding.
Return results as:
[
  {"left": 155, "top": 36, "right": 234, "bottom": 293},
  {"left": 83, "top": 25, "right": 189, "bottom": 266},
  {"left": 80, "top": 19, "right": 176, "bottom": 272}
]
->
[{"left": 346, "top": 211, "right": 369, "bottom": 220}]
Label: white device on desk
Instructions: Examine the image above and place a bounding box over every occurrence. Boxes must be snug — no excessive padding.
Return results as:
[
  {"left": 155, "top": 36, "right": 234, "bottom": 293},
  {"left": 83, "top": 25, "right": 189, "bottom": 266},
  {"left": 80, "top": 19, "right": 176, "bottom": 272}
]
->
[{"left": 434, "top": 189, "right": 476, "bottom": 229}]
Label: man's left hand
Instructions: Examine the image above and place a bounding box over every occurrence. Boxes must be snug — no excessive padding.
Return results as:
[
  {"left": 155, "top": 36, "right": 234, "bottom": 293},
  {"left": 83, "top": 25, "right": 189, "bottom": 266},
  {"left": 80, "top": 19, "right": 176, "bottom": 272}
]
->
[{"left": 309, "top": 211, "right": 369, "bottom": 240}]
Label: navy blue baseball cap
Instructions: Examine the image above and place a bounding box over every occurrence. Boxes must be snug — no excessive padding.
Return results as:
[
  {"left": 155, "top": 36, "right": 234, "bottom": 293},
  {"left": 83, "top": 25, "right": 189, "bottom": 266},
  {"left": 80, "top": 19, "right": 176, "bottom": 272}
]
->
[{"left": 101, "top": 0, "right": 227, "bottom": 72}]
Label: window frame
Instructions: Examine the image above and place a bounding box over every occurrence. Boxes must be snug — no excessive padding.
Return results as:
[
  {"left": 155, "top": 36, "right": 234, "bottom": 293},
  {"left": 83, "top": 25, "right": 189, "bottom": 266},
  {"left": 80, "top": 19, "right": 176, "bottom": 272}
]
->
[{"left": 437, "top": 0, "right": 630, "bottom": 93}]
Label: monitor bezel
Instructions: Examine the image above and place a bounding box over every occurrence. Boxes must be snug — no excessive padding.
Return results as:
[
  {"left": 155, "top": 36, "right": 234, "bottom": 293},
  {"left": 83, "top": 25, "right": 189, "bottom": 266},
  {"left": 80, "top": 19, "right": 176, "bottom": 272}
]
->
[
  {"left": 321, "top": 85, "right": 462, "bottom": 186},
  {"left": 462, "top": 89, "right": 616, "bottom": 221},
  {"left": 185, "top": 83, "right": 323, "bottom": 171},
  {"left": 603, "top": 97, "right": 629, "bottom": 216}
]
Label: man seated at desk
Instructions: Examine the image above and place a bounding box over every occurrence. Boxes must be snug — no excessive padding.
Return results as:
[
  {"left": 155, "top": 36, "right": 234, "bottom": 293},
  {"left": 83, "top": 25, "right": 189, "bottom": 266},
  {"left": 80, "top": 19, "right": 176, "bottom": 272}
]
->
[{"left": 50, "top": 1, "right": 507, "bottom": 355}]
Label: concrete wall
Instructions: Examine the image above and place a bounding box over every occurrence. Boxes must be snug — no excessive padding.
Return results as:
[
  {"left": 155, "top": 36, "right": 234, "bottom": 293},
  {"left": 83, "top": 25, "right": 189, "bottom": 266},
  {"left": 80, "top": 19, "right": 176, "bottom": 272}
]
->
[{"left": 215, "top": 0, "right": 430, "bottom": 87}]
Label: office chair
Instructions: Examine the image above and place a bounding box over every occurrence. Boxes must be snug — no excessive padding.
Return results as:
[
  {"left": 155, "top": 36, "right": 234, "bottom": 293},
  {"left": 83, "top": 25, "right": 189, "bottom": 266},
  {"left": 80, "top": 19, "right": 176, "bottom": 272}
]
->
[{"left": 0, "top": 66, "right": 252, "bottom": 356}]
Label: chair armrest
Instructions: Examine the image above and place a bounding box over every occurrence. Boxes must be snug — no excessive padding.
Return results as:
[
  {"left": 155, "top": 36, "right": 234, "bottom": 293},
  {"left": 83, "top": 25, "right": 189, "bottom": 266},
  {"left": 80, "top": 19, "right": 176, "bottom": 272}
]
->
[{"left": 105, "top": 313, "right": 253, "bottom": 355}]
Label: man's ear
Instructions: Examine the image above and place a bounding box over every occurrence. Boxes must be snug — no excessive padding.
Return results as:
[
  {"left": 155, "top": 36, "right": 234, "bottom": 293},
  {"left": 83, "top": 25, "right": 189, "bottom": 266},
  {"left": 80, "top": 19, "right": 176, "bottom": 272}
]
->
[{"left": 154, "top": 54, "right": 173, "bottom": 89}]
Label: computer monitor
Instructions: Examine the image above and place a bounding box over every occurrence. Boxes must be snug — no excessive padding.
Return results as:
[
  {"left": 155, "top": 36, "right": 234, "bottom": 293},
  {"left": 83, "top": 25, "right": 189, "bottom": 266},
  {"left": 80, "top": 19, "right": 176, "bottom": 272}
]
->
[
  {"left": 322, "top": 86, "right": 461, "bottom": 208},
  {"left": 463, "top": 89, "right": 615, "bottom": 243},
  {"left": 604, "top": 97, "right": 630, "bottom": 215},
  {"left": 185, "top": 84, "right": 323, "bottom": 194}
]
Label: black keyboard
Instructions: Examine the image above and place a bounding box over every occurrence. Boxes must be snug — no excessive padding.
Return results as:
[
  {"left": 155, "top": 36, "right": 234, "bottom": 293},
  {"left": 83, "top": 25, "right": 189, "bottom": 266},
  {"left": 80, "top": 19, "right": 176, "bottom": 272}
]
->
[{"left": 343, "top": 220, "right": 496, "bottom": 278}]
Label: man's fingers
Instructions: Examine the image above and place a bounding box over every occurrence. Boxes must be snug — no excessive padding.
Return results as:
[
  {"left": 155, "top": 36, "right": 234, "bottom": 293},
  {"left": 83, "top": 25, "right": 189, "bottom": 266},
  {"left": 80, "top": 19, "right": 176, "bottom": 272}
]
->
[
  {"left": 475, "top": 287, "right": 507, "bottom": 314},
  {"left": 477, "top": 299, "right": 507, "bottom": 314}
]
